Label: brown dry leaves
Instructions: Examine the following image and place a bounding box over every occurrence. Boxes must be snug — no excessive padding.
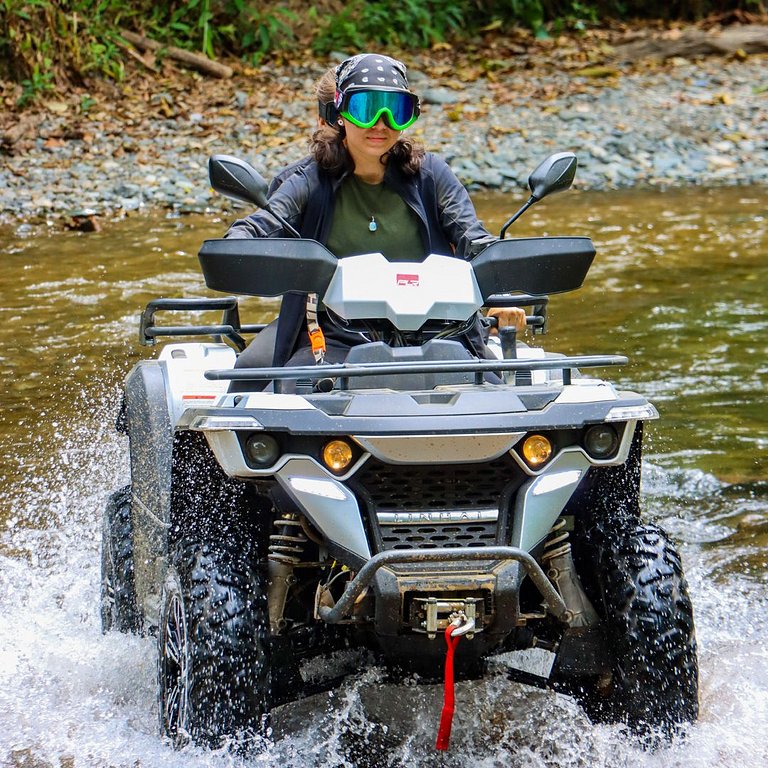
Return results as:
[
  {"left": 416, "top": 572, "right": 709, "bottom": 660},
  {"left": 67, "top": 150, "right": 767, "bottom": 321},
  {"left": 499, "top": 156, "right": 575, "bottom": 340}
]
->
[{"left": 1, "top": 18, "right": 765, "bottom": 158}]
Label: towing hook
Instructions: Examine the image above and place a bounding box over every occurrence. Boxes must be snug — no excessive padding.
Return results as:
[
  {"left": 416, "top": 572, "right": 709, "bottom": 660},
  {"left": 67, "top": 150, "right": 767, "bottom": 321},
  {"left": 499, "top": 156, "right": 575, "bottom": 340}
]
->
[{"left": 449, "top": 612, "right": 475, "bottom": 638}]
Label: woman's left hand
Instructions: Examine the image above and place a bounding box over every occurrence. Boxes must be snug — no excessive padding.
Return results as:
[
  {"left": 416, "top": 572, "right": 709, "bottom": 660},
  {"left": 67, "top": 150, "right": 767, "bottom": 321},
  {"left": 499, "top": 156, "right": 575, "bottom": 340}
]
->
[{"left": 486, "top": 306, "right": 527, "bottom": 334}]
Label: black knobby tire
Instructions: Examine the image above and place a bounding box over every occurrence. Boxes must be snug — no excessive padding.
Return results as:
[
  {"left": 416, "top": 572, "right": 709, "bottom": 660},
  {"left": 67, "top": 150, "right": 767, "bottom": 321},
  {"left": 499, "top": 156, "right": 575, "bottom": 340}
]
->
[
  {"left": 101, "top": 485, "right": 141, "bottom": 634},
  {"left": 158, "top": 536, "right": 270, "bottom": 749},
  {"left": 586, "top": 522, "right": 699, "bottom": 734}
]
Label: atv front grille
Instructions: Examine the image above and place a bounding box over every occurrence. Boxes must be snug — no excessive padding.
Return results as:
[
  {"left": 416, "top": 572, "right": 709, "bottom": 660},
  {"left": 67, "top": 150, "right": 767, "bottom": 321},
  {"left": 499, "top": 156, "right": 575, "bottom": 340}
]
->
[
  {"left": 348, "top": 455, "right": 525, "bottom": 552},
  {"left": 378, "top": 519, "right": 499, "bottom": 550}
]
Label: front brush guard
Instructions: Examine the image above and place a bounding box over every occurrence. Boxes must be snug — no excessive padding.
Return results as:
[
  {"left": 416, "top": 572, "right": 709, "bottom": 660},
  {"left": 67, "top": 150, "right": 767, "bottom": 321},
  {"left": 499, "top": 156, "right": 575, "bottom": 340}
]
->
[{"left": 316, "top": 546, "right": 568, "bottom": 625}]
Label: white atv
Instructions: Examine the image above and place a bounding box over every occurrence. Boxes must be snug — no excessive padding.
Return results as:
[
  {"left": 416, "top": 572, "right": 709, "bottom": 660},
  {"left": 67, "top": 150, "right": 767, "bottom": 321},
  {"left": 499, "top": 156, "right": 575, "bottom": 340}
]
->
[{"left": 101, "top": 153, "right": 698, "bottom": 749}]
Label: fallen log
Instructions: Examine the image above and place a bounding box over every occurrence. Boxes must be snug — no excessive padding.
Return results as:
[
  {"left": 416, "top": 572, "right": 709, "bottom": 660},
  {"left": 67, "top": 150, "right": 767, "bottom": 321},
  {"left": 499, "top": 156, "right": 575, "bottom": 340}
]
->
[
  {"left": 613, "top": 24, "right": 768, "bottom": 62},
  {"left": 119, "top": 29, "right": 233, "bottom": 78},
  {"left": 0, "top": 114, "right": 38, "bottom": 153}
]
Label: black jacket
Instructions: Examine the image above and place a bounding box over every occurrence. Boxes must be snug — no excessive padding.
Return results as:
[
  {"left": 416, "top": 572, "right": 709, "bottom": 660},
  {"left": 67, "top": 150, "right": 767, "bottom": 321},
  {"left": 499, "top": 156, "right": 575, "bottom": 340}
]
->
[{"left": 226, "top": 153, "right": 495, "bottom": 366}]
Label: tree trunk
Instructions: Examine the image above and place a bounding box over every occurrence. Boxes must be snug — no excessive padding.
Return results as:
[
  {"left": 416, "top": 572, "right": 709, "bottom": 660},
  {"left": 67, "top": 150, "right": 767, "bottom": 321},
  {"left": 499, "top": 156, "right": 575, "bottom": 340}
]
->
[
  {"left": 613, "top": 24, "right": 768, "bottom": 62},
  {"left": 119, "top": 30, "right": 233, "bottom": 79}
]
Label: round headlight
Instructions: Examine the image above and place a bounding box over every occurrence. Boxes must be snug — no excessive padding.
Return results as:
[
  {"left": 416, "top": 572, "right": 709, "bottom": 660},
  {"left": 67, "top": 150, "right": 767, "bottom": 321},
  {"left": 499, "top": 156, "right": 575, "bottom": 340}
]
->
[
  {"left": 245, "top": 433, "right": 281, "bottom": 467},
  {"left": 521, "top": 434, "right": 552, "bottom": 468},
  {"left": 583, "top": 424, "right": 619, "bottom": 459},
  {"left": 322, "top": 439, "right": 354, "bottom": 473}
]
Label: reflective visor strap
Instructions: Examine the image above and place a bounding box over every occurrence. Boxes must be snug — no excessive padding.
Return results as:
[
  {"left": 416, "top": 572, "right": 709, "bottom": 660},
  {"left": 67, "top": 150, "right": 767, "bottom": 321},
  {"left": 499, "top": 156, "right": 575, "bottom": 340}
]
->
[{"left": 306, "top": 292, "right": 326, "bottom": 364}]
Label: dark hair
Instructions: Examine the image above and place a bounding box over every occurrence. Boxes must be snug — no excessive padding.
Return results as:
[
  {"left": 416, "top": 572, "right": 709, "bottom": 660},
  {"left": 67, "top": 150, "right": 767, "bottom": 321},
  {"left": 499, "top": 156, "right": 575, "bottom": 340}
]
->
[
  {"left": 309, "top": 125, "right": 425, "bottom": 177},
  {"left": 316, "top": 68, "right": 336, "bottom": 105},
  {"left": 316, "top": 67, "right": 338, "bottom": 123}
]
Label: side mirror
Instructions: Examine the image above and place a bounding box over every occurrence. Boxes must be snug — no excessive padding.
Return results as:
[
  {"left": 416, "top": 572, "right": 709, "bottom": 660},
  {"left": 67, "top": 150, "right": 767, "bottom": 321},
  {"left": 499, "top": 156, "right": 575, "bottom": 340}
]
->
[
  {"left": 208, "top": 154, "right": 270, "bottom": 208},
  {"left": 208, "top": 154, "right": 301, "bottom": 238},
  {"left": 528, "top": 152, "right": 577, "bottom": 201},
  {"left": 498, "top": 151, "right": 578, "bottom": 239}
]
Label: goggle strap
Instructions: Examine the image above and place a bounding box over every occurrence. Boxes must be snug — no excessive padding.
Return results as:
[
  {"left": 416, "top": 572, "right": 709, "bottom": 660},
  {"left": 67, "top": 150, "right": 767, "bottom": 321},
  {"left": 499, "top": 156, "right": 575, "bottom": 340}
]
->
[{"left": 318, "top": 100, "right": 339, "bottom": 125}]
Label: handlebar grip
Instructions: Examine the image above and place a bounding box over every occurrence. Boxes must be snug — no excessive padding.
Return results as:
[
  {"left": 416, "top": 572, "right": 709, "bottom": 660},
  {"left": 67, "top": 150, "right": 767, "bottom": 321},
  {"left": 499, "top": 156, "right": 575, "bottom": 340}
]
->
[{"left": 486, "top": 315, "right": 544, "bottom": 329}]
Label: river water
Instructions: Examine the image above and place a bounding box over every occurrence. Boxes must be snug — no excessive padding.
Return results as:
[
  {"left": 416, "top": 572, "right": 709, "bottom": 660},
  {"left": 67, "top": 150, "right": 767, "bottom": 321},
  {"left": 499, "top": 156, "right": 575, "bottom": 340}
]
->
[{"left": 0, "top": 187, "right": 766, "bottom": 767}]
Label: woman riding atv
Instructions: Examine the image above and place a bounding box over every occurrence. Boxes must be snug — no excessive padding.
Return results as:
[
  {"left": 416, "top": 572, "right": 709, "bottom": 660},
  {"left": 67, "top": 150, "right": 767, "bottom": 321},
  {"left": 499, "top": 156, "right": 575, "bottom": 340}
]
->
[{"left": 225, "top": 53, "right": 524, "bottom": 375}]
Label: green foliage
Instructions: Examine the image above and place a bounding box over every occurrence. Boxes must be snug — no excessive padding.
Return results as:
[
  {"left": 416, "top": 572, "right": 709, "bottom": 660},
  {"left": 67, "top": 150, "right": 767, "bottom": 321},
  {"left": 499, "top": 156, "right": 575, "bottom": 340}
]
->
[
  {"left": 227, "top": 0, "right": 296, "bottom": 64},
  {"left": 1, "top": 0, "right": 129, "bottom": 89},
  {"left": 144, "top": 0, "right": 221, "bottom": 58},
  {"left": 136, "top": 1, "right": 295, "bottom": 61},
  {"left": 79, "top": 92, "right": 97, "bottom": 112},
  {"left": 17, "top": 57, "right": 54, "bottom": 106},
  {"left": 548, "top": 2, "right": 600, "bottom": 32},
  {"left": 1, "top": 0, "right": 765, "bottom": 103},
  {"left": 313, "top": 0, "right": 465, "bottom": 53},
  {"left": 483, "top": 0, "right": 547, "bottom": 33}
]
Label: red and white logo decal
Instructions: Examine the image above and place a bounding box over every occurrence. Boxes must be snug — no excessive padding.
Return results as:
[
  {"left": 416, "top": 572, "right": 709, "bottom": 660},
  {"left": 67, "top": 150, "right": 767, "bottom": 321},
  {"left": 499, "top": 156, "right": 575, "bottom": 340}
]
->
[{"left": 396, "top": 273, "right": 420, "bottom": 287}]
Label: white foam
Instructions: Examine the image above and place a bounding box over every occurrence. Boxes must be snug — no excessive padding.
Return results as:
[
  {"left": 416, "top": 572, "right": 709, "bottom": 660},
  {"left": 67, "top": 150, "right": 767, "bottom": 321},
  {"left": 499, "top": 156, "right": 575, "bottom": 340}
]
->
[{"left": 1, "top": 398, "right": 767, "bottom": 767}]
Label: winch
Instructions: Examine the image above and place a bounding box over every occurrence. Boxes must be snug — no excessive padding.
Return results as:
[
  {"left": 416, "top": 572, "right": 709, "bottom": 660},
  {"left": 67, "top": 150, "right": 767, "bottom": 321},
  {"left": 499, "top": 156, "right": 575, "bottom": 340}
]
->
[{"left": 410, "top": 596, "right": 484, "bottom": 639}]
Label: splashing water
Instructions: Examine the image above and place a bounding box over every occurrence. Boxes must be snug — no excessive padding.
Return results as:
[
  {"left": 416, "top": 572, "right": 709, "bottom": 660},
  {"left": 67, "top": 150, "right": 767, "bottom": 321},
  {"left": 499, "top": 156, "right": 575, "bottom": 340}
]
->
[
  {"left": 1, "top": 389, "right": 766, "bottom": 768},
  {"left": 1, "top": 188, "right": 766, "bottom": 766}
]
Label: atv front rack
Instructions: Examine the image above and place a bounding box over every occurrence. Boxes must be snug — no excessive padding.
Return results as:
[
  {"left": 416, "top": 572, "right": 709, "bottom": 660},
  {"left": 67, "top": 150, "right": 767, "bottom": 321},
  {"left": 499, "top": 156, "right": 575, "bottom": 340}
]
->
[{"left": 205, "top": 354, "right": 628, "bottom": 391}]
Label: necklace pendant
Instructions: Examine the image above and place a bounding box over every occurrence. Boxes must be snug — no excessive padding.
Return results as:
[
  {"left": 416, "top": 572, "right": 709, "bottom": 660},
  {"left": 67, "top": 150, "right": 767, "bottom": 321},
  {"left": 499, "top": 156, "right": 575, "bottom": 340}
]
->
[{"left": 369, "top": 215, "right": 377, "bottom": 232}]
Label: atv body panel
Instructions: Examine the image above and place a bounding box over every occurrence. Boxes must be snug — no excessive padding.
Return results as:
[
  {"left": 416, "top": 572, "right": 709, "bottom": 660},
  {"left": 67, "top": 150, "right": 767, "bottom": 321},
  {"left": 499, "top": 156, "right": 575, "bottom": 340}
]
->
[{"left": 104, "top": 161, "right": 697, "bottom": 745}]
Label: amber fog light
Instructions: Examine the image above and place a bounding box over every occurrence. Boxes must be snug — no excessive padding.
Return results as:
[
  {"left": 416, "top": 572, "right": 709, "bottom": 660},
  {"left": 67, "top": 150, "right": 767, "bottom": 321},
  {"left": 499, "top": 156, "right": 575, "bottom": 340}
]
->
[
  {"left": 521, "top": 434, "right": 552, "bottom": 468},
  {"left": 323, "top": 440, "right": 353, "bottom": 473},
  {"left": 245, "top": 433, "right": 280, "bottom": 467},
  {"left": 583, "top": 425, "right": 619, "bottom": 459}
]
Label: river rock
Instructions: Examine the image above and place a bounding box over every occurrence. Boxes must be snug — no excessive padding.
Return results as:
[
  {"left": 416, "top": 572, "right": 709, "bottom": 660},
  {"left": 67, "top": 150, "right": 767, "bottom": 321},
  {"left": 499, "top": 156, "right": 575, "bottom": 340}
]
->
[
  {"left": 421, "top": 87, "right": 462, "bottom": 105},
  {"left": 1, "top": 55, "right": 767, "bottom": 224}
]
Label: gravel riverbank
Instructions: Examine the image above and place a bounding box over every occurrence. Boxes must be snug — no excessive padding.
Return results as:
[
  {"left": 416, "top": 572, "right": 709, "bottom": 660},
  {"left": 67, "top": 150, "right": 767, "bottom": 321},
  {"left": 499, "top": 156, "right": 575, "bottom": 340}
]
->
[{"left": 1, "top": 53, "right": 766, "bottom": 228}]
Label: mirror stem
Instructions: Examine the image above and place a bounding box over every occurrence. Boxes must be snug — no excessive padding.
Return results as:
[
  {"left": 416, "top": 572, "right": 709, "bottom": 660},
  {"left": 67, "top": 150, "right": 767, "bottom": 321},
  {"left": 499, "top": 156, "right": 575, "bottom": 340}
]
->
[
  {"left": 266, "top": 207, "right": 301, "bottom": 239},
  {"left": 500, "top": 196, "right": 535, "bottom": 239}
]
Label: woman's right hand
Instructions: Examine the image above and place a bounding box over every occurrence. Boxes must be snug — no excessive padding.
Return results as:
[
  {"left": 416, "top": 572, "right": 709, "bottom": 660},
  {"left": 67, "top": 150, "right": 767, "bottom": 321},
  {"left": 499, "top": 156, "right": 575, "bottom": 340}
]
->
[{"left": 486, "top": 306, "right": 527, "bottom": 334}]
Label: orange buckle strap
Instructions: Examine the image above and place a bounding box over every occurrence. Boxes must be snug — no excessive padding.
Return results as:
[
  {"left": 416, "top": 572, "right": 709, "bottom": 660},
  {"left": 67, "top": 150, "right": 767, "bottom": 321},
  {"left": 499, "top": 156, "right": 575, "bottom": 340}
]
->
[{"left": 309, "top": 326, "right": 326, "bottom": 361}]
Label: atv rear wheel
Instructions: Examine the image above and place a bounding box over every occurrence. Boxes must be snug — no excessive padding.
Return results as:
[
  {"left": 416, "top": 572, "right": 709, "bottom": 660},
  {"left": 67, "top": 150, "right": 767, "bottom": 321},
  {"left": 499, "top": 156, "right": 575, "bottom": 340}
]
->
[
  {"left": 158, "top": 537, "right": 270, "bottom": 749},
  {"left": 100, "top": 485, "right": 141, "bottom": 634},
  {"left": 579, "top": 522, "right": 698, "bottom": 734}
]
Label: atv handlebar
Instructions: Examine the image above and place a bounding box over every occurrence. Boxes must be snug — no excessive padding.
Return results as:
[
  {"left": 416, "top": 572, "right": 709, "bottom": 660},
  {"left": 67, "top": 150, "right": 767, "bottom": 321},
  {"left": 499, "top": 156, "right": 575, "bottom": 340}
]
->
[{"left": 197, "top": 237, "right": 595, "bottom": 301}]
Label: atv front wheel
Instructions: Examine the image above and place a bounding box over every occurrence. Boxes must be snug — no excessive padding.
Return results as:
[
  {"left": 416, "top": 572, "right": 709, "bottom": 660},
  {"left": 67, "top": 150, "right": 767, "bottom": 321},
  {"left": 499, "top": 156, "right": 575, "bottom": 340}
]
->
[
  {"left": 158, "top": 537, "right": 270, "bottom": 748},
  {"left": 581, "top": 523, "right": 699, "bottom": 734},
  {"left": 100, "top": 485, "right": 141, "bottom": 633}
]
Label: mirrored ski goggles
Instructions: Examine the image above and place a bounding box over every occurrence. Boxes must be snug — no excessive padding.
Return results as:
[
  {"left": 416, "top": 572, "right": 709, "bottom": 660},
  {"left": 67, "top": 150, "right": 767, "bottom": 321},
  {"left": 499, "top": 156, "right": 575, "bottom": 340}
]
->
[{"left": 337, "top": 89, "right": 420, "bottom": 130}]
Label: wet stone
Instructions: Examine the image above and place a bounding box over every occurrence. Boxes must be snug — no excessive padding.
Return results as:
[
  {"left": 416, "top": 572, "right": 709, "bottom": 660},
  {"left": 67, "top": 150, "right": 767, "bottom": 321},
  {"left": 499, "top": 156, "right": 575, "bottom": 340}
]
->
[
  {"left": 421, "top": 87, "right": 462, "bottom": 105},
  {"left": 1, "top": 57, "right": 766, "bottom": 225}
]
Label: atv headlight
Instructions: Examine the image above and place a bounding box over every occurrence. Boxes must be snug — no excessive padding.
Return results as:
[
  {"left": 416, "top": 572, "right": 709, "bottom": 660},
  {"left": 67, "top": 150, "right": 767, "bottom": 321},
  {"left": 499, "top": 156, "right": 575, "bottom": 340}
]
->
[
  {"left": 521, "top": 434, "right": 552, "bottom": 468},
  {"left": 245, "top": 433, "right": 281, "bottom": 467},
  {"left": 322, "top": 439, "right": 354, "bottom": 473},
  {"left": 583, "top": 424, "right": 619, "bottom": 459},
  {"left": 605, "top": 404, "right": 658, "bottom": 421}
]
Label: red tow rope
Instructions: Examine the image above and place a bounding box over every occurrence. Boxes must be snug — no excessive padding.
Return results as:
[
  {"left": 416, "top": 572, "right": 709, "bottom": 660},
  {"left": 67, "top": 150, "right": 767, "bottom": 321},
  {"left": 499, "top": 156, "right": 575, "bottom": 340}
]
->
[{"left": 435, "top": 623, "right": 461, "bottom": 750}]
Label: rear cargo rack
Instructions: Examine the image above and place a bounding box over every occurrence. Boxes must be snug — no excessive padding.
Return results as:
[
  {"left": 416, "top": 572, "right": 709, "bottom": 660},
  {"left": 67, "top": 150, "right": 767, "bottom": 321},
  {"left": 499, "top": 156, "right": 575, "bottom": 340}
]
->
[{"left": 139, "top": 297, "right": 266, "bottom": 351}]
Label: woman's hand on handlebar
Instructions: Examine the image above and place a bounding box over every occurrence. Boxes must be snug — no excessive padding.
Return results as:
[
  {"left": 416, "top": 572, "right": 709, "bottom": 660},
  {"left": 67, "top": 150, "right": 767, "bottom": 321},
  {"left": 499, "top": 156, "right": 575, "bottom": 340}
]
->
[{"left": 486, "top": 306, "right": 527, "bottom": 335}]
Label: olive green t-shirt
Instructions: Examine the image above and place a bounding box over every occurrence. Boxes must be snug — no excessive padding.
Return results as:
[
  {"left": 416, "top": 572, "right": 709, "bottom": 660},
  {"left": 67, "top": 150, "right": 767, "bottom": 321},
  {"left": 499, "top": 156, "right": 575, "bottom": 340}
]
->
[{"left": 326, "top": 174, "right": 424, "bottom": 262}]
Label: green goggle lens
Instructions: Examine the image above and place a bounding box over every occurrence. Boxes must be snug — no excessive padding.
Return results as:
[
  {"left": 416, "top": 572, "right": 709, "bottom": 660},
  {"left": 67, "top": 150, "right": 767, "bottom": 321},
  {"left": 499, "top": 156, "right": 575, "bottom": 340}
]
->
[{"left": 340, "top": 90, "right": 419, "bottom": 131}]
